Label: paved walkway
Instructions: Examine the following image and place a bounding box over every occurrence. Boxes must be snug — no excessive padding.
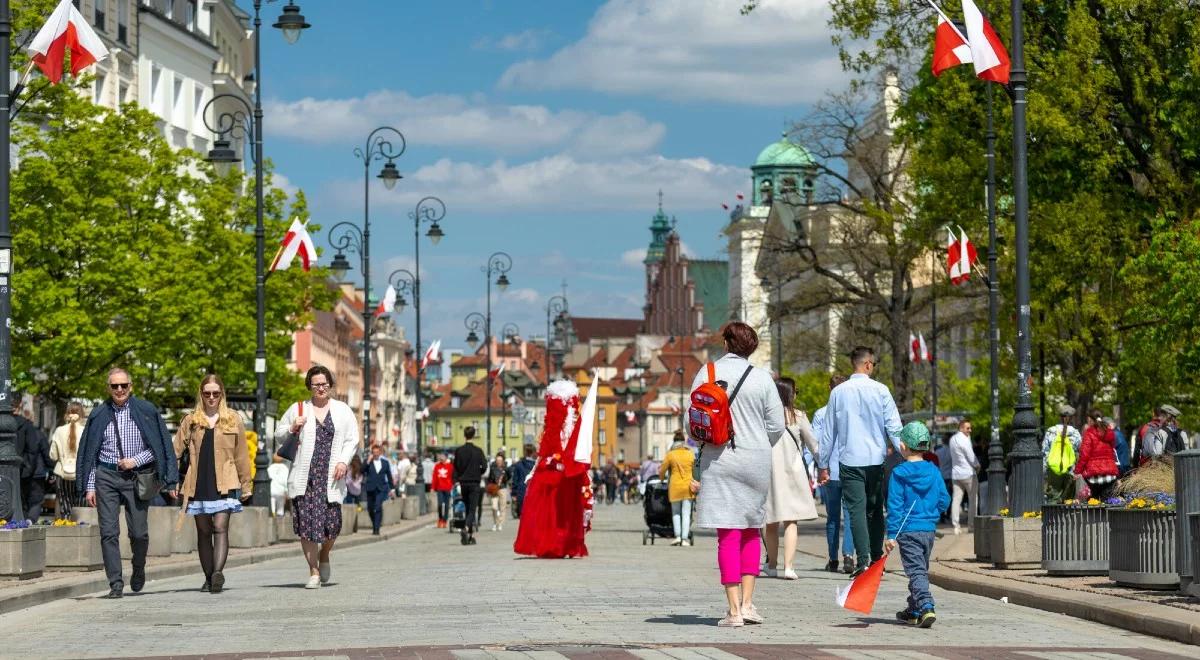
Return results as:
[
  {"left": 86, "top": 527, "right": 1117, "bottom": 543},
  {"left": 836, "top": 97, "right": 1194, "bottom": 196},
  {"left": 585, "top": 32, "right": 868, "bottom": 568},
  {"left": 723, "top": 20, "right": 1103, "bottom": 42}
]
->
[{"left": 0, "top": 504, "right": 1194, "bottom": 659}]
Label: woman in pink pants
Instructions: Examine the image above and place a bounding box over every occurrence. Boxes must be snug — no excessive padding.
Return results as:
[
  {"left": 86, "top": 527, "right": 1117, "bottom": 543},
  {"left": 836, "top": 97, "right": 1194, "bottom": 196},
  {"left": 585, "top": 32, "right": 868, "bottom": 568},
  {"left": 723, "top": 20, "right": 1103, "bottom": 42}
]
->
[{"left": 690, "top": 323, "right": 786, "bottom": 627}]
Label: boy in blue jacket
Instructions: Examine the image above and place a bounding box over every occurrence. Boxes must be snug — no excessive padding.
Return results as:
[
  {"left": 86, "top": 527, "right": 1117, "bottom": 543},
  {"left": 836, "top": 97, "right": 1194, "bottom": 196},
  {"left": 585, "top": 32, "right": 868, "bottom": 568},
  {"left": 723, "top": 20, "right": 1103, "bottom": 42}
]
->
[{"left": 885, "top": 422, "right": 951, "bottom": 628}]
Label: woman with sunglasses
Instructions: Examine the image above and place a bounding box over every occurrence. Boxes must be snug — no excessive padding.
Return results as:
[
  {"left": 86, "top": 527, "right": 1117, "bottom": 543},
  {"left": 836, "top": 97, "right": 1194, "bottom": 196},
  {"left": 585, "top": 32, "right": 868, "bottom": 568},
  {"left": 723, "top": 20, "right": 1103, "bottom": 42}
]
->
[
  {"left": 173, "top": 374, "right": 251, "bottom": 593},
  {"left": 275, "top": 365, "right": 360, "bottom": 589}
]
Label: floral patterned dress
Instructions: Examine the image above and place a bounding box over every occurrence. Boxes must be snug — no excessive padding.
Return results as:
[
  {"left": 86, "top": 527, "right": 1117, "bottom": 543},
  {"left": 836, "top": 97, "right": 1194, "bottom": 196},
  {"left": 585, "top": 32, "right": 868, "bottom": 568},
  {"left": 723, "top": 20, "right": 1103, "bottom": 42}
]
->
[{"left": 292, "top": 413, "right": 342, "bottom": 542}]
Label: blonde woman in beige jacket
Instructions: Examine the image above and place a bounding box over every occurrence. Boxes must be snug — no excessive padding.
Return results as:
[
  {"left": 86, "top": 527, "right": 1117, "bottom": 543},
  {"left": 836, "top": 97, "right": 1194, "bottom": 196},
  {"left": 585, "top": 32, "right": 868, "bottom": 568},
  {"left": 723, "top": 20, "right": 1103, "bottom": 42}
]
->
[
  {"left": 49, "top": 402, "right": 86, "bottom": 519},
  {"left": 762, "top": 377, "right": 819, "bottom": 580}
]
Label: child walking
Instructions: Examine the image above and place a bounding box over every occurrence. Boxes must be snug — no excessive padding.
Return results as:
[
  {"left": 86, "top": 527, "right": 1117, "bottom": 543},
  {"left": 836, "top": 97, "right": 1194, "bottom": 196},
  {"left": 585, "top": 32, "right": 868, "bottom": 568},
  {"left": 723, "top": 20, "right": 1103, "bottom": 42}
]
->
[{"left": 885, "top": 422, "right": 951, "bottom": 628}]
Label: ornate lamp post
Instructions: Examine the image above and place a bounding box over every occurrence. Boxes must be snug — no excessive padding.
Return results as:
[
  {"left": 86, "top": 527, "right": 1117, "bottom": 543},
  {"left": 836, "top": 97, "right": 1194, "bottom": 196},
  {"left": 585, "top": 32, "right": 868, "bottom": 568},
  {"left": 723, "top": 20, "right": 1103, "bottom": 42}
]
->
[
  {"left": 201, "top": 0, "right": 310, "bottom": 508},
  {"left": 481, "top": 252, "right": 513, "bottom": 456},
  {"left": 326, "top": 127, "right": 405, "bottom": 450},
  {"left": 545, "top": 295, "right": 569, "bottom": 385},
  {"left": 0, "top": 0, "right": 18, "bottom": 520}
]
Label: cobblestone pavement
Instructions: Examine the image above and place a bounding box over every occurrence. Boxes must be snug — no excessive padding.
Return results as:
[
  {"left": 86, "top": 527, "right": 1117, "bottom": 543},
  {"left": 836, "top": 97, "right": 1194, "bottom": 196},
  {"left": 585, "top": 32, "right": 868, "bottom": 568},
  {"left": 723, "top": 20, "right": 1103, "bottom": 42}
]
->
[{"left": 1, "top": 504, "right": 1194, "bottom": 659}]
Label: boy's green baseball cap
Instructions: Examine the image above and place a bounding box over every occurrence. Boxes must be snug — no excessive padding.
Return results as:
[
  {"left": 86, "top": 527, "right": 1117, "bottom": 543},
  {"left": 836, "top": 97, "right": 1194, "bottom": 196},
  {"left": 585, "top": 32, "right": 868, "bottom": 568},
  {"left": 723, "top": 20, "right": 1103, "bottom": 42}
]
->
[{"left": 900, "top": 421, "right": 931, "bottom": 450}]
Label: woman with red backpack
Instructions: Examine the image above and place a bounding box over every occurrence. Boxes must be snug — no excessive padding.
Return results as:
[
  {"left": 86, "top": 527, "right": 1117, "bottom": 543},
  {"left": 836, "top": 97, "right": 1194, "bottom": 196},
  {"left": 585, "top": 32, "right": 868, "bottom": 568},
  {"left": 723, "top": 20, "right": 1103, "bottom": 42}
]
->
[
  {"left": 689, "top": 322, "right": 786, "bottom": 627},
  {"left": 1076, "top": 409, "right": 1119, "bottom": 501}
]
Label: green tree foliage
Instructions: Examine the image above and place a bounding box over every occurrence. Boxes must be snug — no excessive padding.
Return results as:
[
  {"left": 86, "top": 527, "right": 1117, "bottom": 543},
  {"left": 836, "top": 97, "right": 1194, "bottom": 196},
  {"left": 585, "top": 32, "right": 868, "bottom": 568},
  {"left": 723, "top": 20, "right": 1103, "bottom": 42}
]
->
[
  {"left": 10, "top": 84, "right": 337, "bottom": 411},
  {"left": 825, "top": 1, "right": 1200, "bottom": 424}
]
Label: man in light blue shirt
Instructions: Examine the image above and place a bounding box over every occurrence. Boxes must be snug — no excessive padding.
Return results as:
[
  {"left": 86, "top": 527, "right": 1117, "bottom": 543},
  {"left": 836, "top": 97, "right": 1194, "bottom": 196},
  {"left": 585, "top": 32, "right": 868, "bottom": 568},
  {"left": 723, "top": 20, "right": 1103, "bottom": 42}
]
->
[{"left": 817, "top": 346, "right": 903, "bottom": 575}]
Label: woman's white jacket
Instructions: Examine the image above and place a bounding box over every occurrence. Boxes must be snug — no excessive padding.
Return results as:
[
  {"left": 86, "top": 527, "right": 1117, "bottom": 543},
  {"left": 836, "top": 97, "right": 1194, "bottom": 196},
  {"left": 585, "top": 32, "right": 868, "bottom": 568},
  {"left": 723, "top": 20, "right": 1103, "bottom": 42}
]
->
[{"left": 275, "top": 399, "right": 360, "bottom": 503}]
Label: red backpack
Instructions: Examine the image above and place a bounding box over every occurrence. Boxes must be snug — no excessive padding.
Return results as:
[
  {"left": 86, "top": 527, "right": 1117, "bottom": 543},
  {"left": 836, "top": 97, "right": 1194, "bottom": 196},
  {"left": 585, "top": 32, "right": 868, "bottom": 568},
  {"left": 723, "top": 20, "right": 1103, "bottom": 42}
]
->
[{"left": 688, "top": 362, "right": 753, "bottom": 448}]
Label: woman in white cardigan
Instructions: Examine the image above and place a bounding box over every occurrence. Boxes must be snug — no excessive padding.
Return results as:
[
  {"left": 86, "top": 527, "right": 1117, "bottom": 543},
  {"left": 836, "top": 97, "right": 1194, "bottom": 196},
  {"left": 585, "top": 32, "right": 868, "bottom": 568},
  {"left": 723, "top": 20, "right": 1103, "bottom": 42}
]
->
[
  {"left": 275, "top": 365, "right": 360, "bottom": 589},
  {"left": 762, "top": 377, "right": 819, "bottom": 580}
]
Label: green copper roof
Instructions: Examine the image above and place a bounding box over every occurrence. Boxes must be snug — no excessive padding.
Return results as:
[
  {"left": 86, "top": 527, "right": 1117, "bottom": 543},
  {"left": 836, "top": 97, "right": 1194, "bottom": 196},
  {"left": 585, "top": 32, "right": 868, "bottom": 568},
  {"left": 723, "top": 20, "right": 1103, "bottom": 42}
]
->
[
  {"left": 690, "top": 260, "right": 729, "bottom": 332},
  {"left": 754, "top": 133, "right": 815, "bottom": 168},
  {"left": 645, "top": 193, "right": 674, "bottom": 265}
]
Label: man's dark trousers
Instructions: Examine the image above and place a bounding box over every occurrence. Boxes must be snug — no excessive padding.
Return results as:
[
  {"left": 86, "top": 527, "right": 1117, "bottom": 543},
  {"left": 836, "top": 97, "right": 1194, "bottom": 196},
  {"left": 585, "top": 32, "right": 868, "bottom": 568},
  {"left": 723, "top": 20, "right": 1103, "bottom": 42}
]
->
[
  {"left": 366, "top": 490, "right": 387, "bottom": 533},
  {"left": 840, "top": 463, "right": 885, "bottom": 569},
  {"left": 96, "top": 467, "right": 149, "bottom": 590},
  {"left": 460, "top": 482, "right": 482, "bottom": 535}
]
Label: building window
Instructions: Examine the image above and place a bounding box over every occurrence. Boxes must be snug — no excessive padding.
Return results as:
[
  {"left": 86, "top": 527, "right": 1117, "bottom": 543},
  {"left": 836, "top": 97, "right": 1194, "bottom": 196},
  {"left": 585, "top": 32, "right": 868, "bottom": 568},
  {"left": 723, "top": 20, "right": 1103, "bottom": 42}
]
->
[
  {"left": 118, "top": 83, "right": 129, "bottom": 105},
  {"left": 118, "top": 0, "right": 129, "bottom": 43},
  {"left": 426, "top": 423, "right": 434, "bottom": 439},
  {"left": 498, "top": 420, "right": 505, "bottom": 438},
  {"left": 172, "top": 76, "right": 183, "bottom": 119},
  {"left": 598, "top": 430, "right": 607, "bottom": 446},
  {"left": 150, "top": 64, "right": 162, "bottom": 106},
  {"left": 598, "top": 408, "right": 606, "bottom": 421},
  {"left": 93, "top": 73, "right": 106, "bottom": 104},
  {"left": 451, "top": 396, "right": 461, "bottom": 409},
  {"left": 512, "top": 423, "right": 521, "bottom": 438},
  {"left": 95, "top": 1, "right": 106, "bottom": 32},
  {"left": 185, "top": 0, "right": 196, "bottom": 31},
  {"left": 442, "top": 422, "right": 451, "bottom": 438}
]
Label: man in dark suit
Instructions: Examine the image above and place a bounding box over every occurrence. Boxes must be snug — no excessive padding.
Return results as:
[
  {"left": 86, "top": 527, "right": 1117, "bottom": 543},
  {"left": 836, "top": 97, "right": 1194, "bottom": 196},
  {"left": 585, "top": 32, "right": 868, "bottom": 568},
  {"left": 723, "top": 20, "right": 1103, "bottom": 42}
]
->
[
  {"left": 508, "top": 444, "right": 537, "bottom": 519},
  {"left": 77, "top": 368, "right": 179, "bottom": 599},
  {"left": 452, "top": 426, "right": 487, "bottom": 545},
  {"left": 362, "top": 444, "right": 394, "bottom": 535}
]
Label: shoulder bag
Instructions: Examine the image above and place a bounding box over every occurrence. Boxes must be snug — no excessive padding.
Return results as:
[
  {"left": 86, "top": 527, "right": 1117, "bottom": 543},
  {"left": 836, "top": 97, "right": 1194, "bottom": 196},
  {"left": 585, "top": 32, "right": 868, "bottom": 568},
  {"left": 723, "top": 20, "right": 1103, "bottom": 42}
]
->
[
  {"left": 275, "top": 401, "right": 303, "bottom": 462},
  {"left": 113, "top": 411, "right": 161, "bottom": 501}
]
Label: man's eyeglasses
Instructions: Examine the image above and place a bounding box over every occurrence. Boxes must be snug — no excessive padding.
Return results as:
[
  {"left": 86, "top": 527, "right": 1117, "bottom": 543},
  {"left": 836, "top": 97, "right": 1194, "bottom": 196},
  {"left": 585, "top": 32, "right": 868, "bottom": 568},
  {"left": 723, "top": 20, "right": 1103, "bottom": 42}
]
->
[
  {"left": 310, "top": 382, "right": 331, "bottom": 390},
  {"left": 201, "top": 391, "right": 223, "bottom": 399},
  {"left": 109, "top": 382, "right": 131, "bottom": 391}
]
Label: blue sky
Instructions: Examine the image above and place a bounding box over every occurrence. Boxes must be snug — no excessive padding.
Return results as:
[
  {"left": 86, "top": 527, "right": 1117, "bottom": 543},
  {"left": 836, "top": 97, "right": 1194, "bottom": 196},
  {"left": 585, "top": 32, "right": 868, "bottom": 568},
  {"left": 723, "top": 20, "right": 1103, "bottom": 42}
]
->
[{"left": 256, "top": 0, "right": 845, "bottom": 352}]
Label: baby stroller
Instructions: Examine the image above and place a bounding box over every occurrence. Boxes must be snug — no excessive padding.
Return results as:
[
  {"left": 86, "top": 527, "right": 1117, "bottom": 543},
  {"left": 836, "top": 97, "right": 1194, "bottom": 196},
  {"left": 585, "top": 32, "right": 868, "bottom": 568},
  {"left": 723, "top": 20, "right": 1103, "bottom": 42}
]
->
[
  {"left": 642, "top": 477, "right": 691, "bottom": 545},
  {"left": 449, "top": 484, "right": 467, "bottom": 533}
]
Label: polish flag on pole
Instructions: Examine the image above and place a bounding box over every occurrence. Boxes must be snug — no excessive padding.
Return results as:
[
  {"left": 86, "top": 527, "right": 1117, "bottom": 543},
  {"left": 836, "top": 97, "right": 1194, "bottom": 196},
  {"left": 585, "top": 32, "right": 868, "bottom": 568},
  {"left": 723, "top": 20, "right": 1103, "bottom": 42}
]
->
[
  {"left": 488, "top": 362, "right": 507, "bottom": 382},
  {"left": 919, "top": 331, "right": 931, "bottom": 363},
  {"left": 29, "top": 0, "right": 110, "bottom": 84},
  {"left": 909, "top": 333, "right": 920, "bottom": 363},
  {"left": 835, "top": 555, "right": 888, "bottom": 614},
  {"left": 574, "top": 372, "right": 599, "bottom": 468},
  {"left": 421, "top": 339, "right": 442, "bottom": 370},
  {"left": 961, "top": 0, "right": 1011, "bottom": 84},
  {"left": 929, "top": 3, "right": 972, "bottom": 76},
  {"left": 947, "top": 227, "right": 978, "bottom": 285},
  {"left": 269, "top": 218, "right": 317, "bottom": 272},
  {"left": 374, "top": 285, "right": 396, "bottom": 317}
]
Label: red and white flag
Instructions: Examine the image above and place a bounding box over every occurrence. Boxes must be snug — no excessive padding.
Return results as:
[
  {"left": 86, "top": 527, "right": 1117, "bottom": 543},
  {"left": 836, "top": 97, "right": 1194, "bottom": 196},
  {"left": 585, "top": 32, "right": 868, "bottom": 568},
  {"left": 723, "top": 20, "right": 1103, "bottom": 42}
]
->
[
  {"left": 669, "top": 402, "right": 681, "bottom": 416},
  {"left": 269, "top": 218, "right": 316, "bottom": 272},
  {"left": 374, "top": 285, "right": 396, "bottom": 317},
  {"left": 624, "top": 410, "right": 637, "bottom": 424},
  {"left": 930, "top": 6, "right": 972, "bottom": 76},
  {"left": 961, "top": 0, "right": 1010, "bottom": 84},
  {"left": 488, "top": 362, "right": 507, "bottom": 382},
  {"left": 835, "top": 555, "right": 888, "bottom": 614},
  {"left": 947, "top": 227, "right": 978, "bottom": 285},
  {"left": 909, "top": 333, "right": 920, "bottom": 363},
  {"left": 421, "top": 339, "right": 442, "bottom": 370},
  {"left": 919, "top": 331, "right": 931, "bottom": 363},
  {"left": 29, "top": 0, "right": 109, "bottom": 84}
]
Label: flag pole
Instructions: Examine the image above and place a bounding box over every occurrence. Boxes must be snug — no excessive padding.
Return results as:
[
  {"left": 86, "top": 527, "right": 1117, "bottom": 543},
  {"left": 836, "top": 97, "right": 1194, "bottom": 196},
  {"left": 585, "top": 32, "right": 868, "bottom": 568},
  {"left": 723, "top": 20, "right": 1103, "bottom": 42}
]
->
[
  {"left": 930, "top": 250, "right": 938, "bottom": 427},
  {"left": 983, "top": 74, "right": 1006, "bottom": 516}
]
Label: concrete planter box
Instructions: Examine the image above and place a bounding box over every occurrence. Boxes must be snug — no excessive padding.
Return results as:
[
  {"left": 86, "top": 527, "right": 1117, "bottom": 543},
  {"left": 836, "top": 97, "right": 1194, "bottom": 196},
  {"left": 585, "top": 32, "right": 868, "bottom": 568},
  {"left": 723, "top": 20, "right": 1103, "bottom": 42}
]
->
[
  {"left": 400, "top": 497, "right": 419, "bottom": 521},
  {"left": 0, "top": 527, "right": 46, "bottom": 579},
  {"left": 339, "top": 504, "right": 356, "bottom": 537},
  {"left": 145, "top": 507, "right": 174, "bottom": 557},
  {"left": 988, "top": 516, "right": 1042, "bottom": 569},
  {"left": 171, "top": 515, "right": 197, "bottom": 554},
  {"left": 1109, "top": 508, "right": 1178, "bottom": 590},
  {"left": 44, "top": 524, "right": 103, "bottom": 571},
  {"left": 229, "top": 506, "right": 271, "bottom": 548},
  {"left": 1190, "top": 513, "right": 1200, "bottom": 599},
  {"left": 274, "top": 513, "right": 298, "bottom": 543},
  {"left": 1175, "top": 449, "right": 1200, "bottom": 592},
  {"left": 974, "top": 515, "right": 996, "bottom": 561},
  {"left": 356, "top": 507, "right": 373, "bottom": 532},
  {"left": 383, "top": 499, "right": 403, "bottom": 525},
  {"left": 1042, "top": 505, "right": 1109, "bottom": 576}
]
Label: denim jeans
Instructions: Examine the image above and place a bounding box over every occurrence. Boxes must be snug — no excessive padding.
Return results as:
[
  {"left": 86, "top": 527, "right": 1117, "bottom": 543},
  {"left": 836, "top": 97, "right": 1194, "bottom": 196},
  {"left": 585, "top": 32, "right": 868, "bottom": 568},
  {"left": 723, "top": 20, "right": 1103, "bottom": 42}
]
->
[
  {"left": 436, "top": 490, "right": 452, "bottom": 521},
  {"left": 670, "top": 499, "right": 693, "bottom": 539},
  {"left": 820, "top": 481, "right": 856, "bottom": 562},
  {"left": 898, "top": 530, "right": 936, "bottom": 612}
]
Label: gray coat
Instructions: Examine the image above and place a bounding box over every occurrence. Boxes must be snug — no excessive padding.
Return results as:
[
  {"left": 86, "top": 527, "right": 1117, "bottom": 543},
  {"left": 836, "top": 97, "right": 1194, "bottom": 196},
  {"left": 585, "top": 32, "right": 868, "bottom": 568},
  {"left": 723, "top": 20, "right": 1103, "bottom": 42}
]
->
[{"left": 692, "top": 354, "right": 786, "bottom": 529}]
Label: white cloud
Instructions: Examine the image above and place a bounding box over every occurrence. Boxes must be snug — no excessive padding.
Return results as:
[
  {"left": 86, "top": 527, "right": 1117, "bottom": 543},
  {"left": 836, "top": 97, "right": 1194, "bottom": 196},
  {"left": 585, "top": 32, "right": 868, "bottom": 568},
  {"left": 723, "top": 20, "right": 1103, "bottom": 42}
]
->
[
  {"left": 270, "top": 172, "right": 300, "bottom": 198},
  {"left": 320, "top": 153, "right": 745, "bottom": 214},
  {"left": 621, "top": 248, "right": 648, "bottom": 267},
  {"left": 265, "top": 91, "right": 665, "bottom": 157},
  {"left": 500, "top": 287, "right": 542, "bottom": 305},
  {"left": 474, "top": 29, "right": 553, "bottom": 52},
  {"left": 498, "top": 0, "right": 845, "bottom": 106}
]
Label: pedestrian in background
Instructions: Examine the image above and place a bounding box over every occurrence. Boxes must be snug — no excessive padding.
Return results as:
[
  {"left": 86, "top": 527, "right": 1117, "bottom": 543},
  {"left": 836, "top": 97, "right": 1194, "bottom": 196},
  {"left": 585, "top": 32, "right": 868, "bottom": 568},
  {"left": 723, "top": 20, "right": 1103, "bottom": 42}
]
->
[
  {"left": 431, "top": 452, "right": 454, "bottom": 528},
  {"left": 78, "top": 367, "right": 179, "bottom": 599},
  {"left": 933, "top": 434, "right": 952, "bottom": 523},
  {"left": 691, "top": 322, "right": 785, "bottom": 627},
  {"left": 393, "top": 451, "right": 412, "bottom": 498},
  {"left": 452, "top": 427, "right": 487, "bottom": 545},
  {"left": 362, "top": 444, "right": 394, "bottom": 535},
  {"left": 1076, "top": 409, "right": 1119, "bottom": 501},
  {"left": 603, "top": 462, "right": 618, "bottom": 505},
  {"left": 276, "top": 365, "right": 360, "bottom": 589},
  {"left": 762, "top": 377, "right": 819, "bottom": 580},
  {"left": 19, "top": 408, "right": 52, "bottom": 522},
  {"left": 886, "top": 422, "right": 950, "bottom": 629},
  {"left": 50, "top": 402, "right": 85, "bottom": 519},
  {"left": 948, "top": 419, "right": 979, "bottom": 535},
  {"left": 658, "top": 431, "right": 695, "bottom": 546},
  {"left": 1107, "top": 417, "right": 1130, "bottom": 476},
  {"left": 814, "top": 375, "right": 855, "bottom": 573},
  {"left": 638, "top": 453, "right": 660, "bottom": 499},
  {"left": 817, "top": 347, "right": 903, "bottom": 577},
  {"left": 509, "top": 444, "right": 537, "bottom": 519},
  {"left": 343, "top": 454, "right": 364, "bottom": 505},
  {"left": 173, "top": 374, "right": 251, "bottom": 594},
  {"left": 1042, "top": 405, "right": 1082, "bottom": 502},
  {"left": 485, "top": 452, "right": 509, "bottom": 531}
]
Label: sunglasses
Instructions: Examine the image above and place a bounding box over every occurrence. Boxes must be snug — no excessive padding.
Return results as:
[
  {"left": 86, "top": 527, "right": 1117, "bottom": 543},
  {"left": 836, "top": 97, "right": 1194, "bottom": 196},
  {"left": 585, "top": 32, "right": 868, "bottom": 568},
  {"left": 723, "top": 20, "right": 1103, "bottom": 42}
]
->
[
  {"left": 109, "top": 382, "right": 131, "bottom": 391},
  {"left": 201, "top": 391, "right": 223, "bottom": 399},
  {"left": 310, "top": 382, "right": 331, "bottom": 390}
]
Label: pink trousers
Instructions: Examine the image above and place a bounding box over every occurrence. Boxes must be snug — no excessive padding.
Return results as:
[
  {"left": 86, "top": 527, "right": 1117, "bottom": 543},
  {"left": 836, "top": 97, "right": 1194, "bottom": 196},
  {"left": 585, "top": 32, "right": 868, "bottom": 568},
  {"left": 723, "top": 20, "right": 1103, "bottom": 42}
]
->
[{"left": 716, "top": 528, "right": 760, "bottom": 585}]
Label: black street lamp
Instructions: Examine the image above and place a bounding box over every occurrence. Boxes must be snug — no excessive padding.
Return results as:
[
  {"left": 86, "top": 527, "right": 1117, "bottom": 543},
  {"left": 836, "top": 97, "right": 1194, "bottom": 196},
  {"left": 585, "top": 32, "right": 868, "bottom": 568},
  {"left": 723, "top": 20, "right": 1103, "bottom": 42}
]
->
[
  {"left": 460, "top": 253, "right": 513, "bottom": 456},
  {"left": 501, "top": 323, "right": 521, "bottom": 345},
  {"left": 1006, "top": 0, "right": 1041, "bottom": 514},
  {"left": 545, "top": 295, "right": 569, "bottom": 385},
  {"left": 201, "top": 0, "right": 309, "bottom": 509},
  {"left": 0, "top": 0, "right": 18, "bottom": 520},
  {"left": 337, "top": 126, "right": 406, "bottom": 450},
  {"left": 983, "top": 79, "right": 1005, "bottom": 516}
]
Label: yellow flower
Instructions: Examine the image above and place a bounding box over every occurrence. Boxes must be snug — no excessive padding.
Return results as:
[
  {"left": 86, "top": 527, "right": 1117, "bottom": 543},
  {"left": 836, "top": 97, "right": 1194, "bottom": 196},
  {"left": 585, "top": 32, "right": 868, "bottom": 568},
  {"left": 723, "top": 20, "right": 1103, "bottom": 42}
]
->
[
  {"left": 999, "top": 508, "right": 1010, "bottom": 517},
  {"left": 1087, "top": 498, "right": 1101, "bottom": 506},
  {"left": 1022, "top": 511, "right": 1042, "bottom": 518},
  {"left": 1063, "top": 499, "right": 1078, "bottom": 505}
]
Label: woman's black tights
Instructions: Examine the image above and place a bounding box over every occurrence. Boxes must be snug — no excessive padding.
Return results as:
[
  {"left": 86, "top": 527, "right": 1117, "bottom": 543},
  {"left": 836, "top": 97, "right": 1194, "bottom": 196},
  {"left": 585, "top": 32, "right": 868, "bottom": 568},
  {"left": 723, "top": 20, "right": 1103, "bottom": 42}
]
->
[{"left": 195, "top": 512, "right": 230, "bottom": 578}]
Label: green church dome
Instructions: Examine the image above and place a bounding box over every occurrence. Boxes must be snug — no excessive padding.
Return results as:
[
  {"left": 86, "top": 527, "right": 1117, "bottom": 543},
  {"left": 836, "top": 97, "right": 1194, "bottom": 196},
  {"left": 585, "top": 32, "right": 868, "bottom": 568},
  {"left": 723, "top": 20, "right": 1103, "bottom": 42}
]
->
[{"left": 754, "top": 133, "right": 815, "bottom": 168}]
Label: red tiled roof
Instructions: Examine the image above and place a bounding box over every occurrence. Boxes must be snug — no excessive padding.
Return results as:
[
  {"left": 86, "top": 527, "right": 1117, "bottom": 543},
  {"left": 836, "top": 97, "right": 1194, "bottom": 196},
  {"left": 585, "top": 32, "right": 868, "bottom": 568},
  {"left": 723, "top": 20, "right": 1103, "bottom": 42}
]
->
[
  {"left": 582, "top": 347, "right": 609, "bottom": 369},
  {"left": 570, "top": 316, "right": 643, "bottom": 342}
]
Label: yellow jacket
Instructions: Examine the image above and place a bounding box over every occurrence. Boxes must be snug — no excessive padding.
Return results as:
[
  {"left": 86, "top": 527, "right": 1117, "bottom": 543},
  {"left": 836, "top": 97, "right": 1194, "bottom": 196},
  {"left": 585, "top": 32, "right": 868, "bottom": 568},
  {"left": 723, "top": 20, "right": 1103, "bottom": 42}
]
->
[{"left": 659, "top": 445, "right": 695, "bottom": 502}]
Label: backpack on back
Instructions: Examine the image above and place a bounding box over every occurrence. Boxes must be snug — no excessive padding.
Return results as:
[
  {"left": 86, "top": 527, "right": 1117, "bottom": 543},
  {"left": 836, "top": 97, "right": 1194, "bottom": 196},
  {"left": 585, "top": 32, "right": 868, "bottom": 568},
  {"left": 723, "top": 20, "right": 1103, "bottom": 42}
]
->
[
  {"left": 688, "top": 362, "right": 753, "bottom": 448},
  {"left": 1047, "top": 427, "right": 1076, "bottom": 476}
]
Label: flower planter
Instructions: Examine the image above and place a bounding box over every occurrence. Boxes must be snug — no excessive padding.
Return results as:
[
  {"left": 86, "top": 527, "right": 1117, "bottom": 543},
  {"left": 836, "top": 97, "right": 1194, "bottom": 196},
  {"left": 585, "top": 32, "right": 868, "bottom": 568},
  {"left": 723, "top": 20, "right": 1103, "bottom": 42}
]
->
[
  {"left": 1109, "top": 508, "right": 1177, "bottom": 590},
  {"left": 229, "top": 506, "right": 271, "bottom": 548},
  {"left": 0, "top": 527, "right": 46, "bottom": 580},
  {"left": 1041, "top": 505, "right": 1109, "bottom": 576},
  {"left": 974, "top": 515, "right": 996, "bottom": 561},
  {"left": 988, "top": 516, "right": 1042, "bottom": 569},
  {"left": 340, "top": 504, "right": 356, "bottom": 537},
  {"left": 171, "top": 515, "right": 197, "bottom": 554},
  {"left": 44, "top": 524, "right": 103, "bottom": 571},
  {"left": 384, "top": 499, "right": 404, "bottom": 525},
  {"left": 1189, "top": 513, "right": 1200, "bottom": 599},
  {"left": 356, "top": 507, "right": 372, "bottom": 533},
  {"left": 275, "top": 512, "right": 298, "bottom": 543},
  {"left": 1175, "top": 449, "right": 1200, "bottom": 592}
]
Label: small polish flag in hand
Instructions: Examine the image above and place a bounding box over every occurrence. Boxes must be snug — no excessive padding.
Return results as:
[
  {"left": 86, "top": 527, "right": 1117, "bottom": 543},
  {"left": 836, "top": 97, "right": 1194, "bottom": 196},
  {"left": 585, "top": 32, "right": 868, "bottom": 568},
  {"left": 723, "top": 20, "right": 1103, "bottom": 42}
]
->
[
  {"left": 29, "top": 0, "right": 110, "bottom": 84},
  {"left": 835, "top": 556, "right": 888, "bottom": 614}
]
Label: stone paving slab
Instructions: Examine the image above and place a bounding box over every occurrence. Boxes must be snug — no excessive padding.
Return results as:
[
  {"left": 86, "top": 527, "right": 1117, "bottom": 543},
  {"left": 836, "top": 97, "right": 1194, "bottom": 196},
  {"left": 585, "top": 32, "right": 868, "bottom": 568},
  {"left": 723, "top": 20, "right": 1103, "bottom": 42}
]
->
[{"left": 0, "top": 504, "right": 1195, "bottom": 659}]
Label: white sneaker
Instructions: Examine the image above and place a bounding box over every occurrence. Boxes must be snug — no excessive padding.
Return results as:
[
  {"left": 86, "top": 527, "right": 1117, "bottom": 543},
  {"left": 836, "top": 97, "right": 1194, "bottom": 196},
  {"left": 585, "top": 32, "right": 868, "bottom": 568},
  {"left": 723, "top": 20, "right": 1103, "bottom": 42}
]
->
[
  {"left": 491, "top": 524, "right": 498, "bottom": 532},
  {"left": 952, "top": 527, "right": 962, "bottom": 536},
  {"left": 682, "top": 539, "right": 691, "bottom": 547},
  {"left": 305, "top": 575, "right": 321, "bottom": 589},
  {"left": 318, "top": 561, "right": 331, "bottom": 584},
  {"left": 782, "top": 568, "right": 798, "bottom": 580}
]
